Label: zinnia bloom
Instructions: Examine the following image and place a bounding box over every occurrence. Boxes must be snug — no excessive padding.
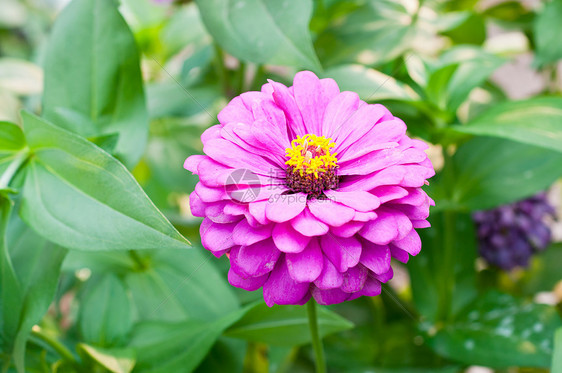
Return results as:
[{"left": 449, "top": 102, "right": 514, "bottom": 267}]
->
[
  {"left": 185, "top": 71, "right": 435, "bottom": 306},
  {"left": 473, "top": 192, "right": 555, "bottom": 270}
]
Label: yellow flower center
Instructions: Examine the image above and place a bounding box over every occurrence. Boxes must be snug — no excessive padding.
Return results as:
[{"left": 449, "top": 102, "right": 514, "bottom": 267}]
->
[{"left": 285, "top": 134, "right": 338, "bottom": 178}]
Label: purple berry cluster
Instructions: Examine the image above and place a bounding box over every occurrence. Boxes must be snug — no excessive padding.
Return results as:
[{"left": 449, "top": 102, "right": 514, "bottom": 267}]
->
[{"left": 473, "top": 193, "right": 556, "bottom": 270}]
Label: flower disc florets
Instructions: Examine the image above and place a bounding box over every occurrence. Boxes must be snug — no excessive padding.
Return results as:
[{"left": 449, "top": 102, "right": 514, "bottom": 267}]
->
[
  {"left": 285, "top": 134, "right": 339, "bottom": 198},
  {"left": 184, "top": 71, "right": 435, "bottom": 306}
]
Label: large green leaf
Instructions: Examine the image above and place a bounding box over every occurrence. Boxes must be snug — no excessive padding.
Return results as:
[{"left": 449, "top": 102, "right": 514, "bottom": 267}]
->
[
  {"left": 225, "top": 302, "right": 353, "bottom": 346},
  {"left": 434, "top": 136, "right": 562, "bottom": 211},
  {"left": 79, "top": 275, "right": 132, "bottom": 347},
  {"left": 553, "top": 327, "right": 562, "bottom": 373},
  {"left": 195, "top": 0, "right": 321, "bottom": 70},
  {"left": 534, "top": 0, "right": 562, "bottom": 66},
  {"left": 425, "top": 292, "right": 562, "bottom": 368},
  {"left": 125, "top": 249, "right": 239, "bottom": 323},
  {"left": 5, "top": 205, "right": 66, "bottom": 372},
  {"left": 129, "top": 308, "right": 246, "bottom": 373},
  {"left": 324, "top": 64, "right": 419, "bottom": 102},
  {"left": 19, "top": 111, "right": 190, "bottom": 251},
  {"left": 0, "top": 195, "right": 21, "bottom": 356},
  {"left": 426, "top": 46, "right": 505, "bottom": 112},
  {"left": 452, "top": 97, "right": 562, "bottom": 153},
  {"left": 409, "top": 212, "right": 477, "bottom": 322},
  {"left": 0, "top": 122, "right": 26, "bottom": 177},
  {"left": 315, "top": 0, "right": 418, "bottom": 66},
  {"left": 43, "top": 0, "right": 148, "bottom": 168}
]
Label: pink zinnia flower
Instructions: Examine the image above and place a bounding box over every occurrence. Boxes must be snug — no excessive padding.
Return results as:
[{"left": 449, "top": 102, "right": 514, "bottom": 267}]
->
[{"left": 184, "top": 71, "right": 435, "bottom": 306}]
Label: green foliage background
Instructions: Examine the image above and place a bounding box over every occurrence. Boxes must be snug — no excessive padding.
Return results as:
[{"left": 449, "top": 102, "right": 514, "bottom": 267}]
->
[{"left": 0, "top": 0, "right": 562, "bottom": 372}]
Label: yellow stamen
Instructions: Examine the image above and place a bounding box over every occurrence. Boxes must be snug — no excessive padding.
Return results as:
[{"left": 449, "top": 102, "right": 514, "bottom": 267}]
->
[{"left": 285, "top": 134, "right": 338, "bottom": 177}]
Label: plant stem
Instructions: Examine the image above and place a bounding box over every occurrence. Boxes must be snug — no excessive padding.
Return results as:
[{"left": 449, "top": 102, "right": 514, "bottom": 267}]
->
[
  {"left": 31, "top": 328, "right": 77, "bottom": 365},
  {"left": 0, "top": 151, "right": 28, "bottom": 190},
  {"left": 213, "top": 43, "right": 230, "bottom": 97},
  {"left": 438, "top": 209, "right": 456, "bottom": 322},
  {"left": 236, "top": 61, "right": 246, "bottom": 96},
  {"left": 306, "top": 300, "right": 326, "bottom": 373}
]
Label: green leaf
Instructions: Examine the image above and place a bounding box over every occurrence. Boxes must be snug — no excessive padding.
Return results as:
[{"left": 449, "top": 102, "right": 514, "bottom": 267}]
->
[
  {"left": 440, "top": 12, "right": 486, "bottom": 45},
  {"left": 409, "top": 212, "right": 477, "bottom": 321},
  {"left": 553, "top": 327, "right": 562, "bottom": 372},
  {"left": 521, "top": 243, "right": 562, "bottom": 295},
  {"left": 78, "top": 344, "right": 135, "bottom": 373},
  {"left": 323, "top": 64, "right": 419, "bottom": 102},
  {"left": 0, "top": 122, "right": 25, "bottom": 176},
  {"left": 225, "top": 302, "right": 354, "bottom": 346},
  {"left": 130, "top": 308, "right": 246, "bottom": 373},
  {"left": 437, "top": 136, "right": 562, "bottom": 211},
  {"left": 195, "top": 0, "right": 321, "bottom": 71},
  {"left": 426, "top": 46, "right": 505, "bottom": 112},
  {"left": 6, "top": 206, "right": 66, "bottom": 372},
  {"left": 125, "top": 249, "right": 239, "bottom": 323},
  {"left": 534, "top": 0, "right": 562, "bottom": 67},
  {"left": 19, "top": 111, "right": 190, "bottom": 251},
  {"left": 79, "top": 274, "right": 132, "bottom": 347},
  {"left": 315, "top": 0, "right": 416, "bottom": 67},
  {"left": 451, "top": 97, "right": 562, "bottom": 153},
  {"left": 43, "top": 0, "right": 148, "bottom": 168},
  {"left": 425, "top": 292, "right": 562, "bottom": 368},
  {"left": 0, "top": 194, "right": 22, "bottom": 355}
]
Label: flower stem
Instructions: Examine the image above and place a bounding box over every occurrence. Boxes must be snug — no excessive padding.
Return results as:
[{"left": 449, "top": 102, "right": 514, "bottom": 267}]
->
[
  {"left": 0, "top": 151, "right": 28, "bottom": 190},
  {"left": 31, "top": 328, "right": 77, "bottom": 366},
  {"left": 306, "top": 300, "right": 326, "bottom": 373}
]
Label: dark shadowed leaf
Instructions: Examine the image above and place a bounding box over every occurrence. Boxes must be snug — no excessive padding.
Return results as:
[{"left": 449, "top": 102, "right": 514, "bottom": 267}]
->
[
  {"left": 195, "top": 0, "right": 321, "bottom": 71},
  {"left": 43, "top": 0, "right": 148, "bottom": 167},
  {"left": 125, "top": 249, "right": 239, "bottom": 323},
  {"left": 4, "top": 204, "right": 66, "bottom": 372},
  {"left": 426, "top": 292, "right": 562, "bottom": 368},
  {"left": 79, "top": 275, "right": 132, "bottom": 347},
  {"left": 19, "top": 111, "right": 190, "bottom": 251},
  {"left": 129, "top": 308, "right": 246, "bottom": 373},
  {"left": 225, "top": 302, "right": 353, "bottom": 346},
  {"left": 409, "top": 212, "right": 477, "bottom": 321},
  {"left": 440, "top": 137, "right": 562, "bottom": 211}
]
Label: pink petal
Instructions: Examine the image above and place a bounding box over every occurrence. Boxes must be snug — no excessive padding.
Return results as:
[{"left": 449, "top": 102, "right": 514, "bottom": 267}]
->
[
  {"left": 272, "top": 222, "right": 311, "bottom": 253},
  {"left": 233, "top": 220, "right": 273, "bottom": 246},
  {"left": 263, "top": 258, "right": 311, "bottom": 307},
  {"left": 361, "top": 277, "right": 382, "bottom": 296},
  {"left": 293, "top": 72, "right": 339, "bottom": 135},
  {"left": 360, "top": 242, "right": 391, "bottom": 274},
  {"left": 311, "top": 287, "right": 350, "bottom": 305},
  {"left": 228, "top": 268, "right": 268, "bottom": 291},
  {"left": 324, "top": 190, "right": 380, "bottom": 212},
  {"left": 184, "top": 155, "right": 206, "bottom": 173},
  {"left": 286, "top": 239, "right": 323, "bottom": 282},
  {"left": 331, "top": 222, "right": 364, "bottom": 237},
  {"left": 265, "top": 193, "right": 308, "bottom": 223},
  {"left": 230, "top": 239, "right": 280, "bottom": 277},
  {"left": 392, "top": 229, "right": 421, "bottom": 256},
  {"left": 218, "top": 96, "right": 254, "bottom": 124},
  {"left": 314, "top": 257, "right": 343, "bottom": 290},
  {"left": 200, "top": 218, "right": 237, "bottom": 253},
  {"left": 341, "top": 265, "right": 368, "bottom": 293},
  {"left": 204, "top": 138, "right": 275, "bottom": 175},
  {"left": 269, "top": 80, "right": 306, "bottom": 138},
  {"left": 320, "top": 235, "right": 361, "bottom": 272},
  {"left": 321, "top": 91, "right": 360, "bottom": 138},
  {"left": 308, "top": 199, "right": 355, "bottom": 227},
  {"left": 290, "top": 208, "right": 329, "bottom": 237},
  {"left": 390, "top": 246, "right": 410, "bottom": 263}
]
